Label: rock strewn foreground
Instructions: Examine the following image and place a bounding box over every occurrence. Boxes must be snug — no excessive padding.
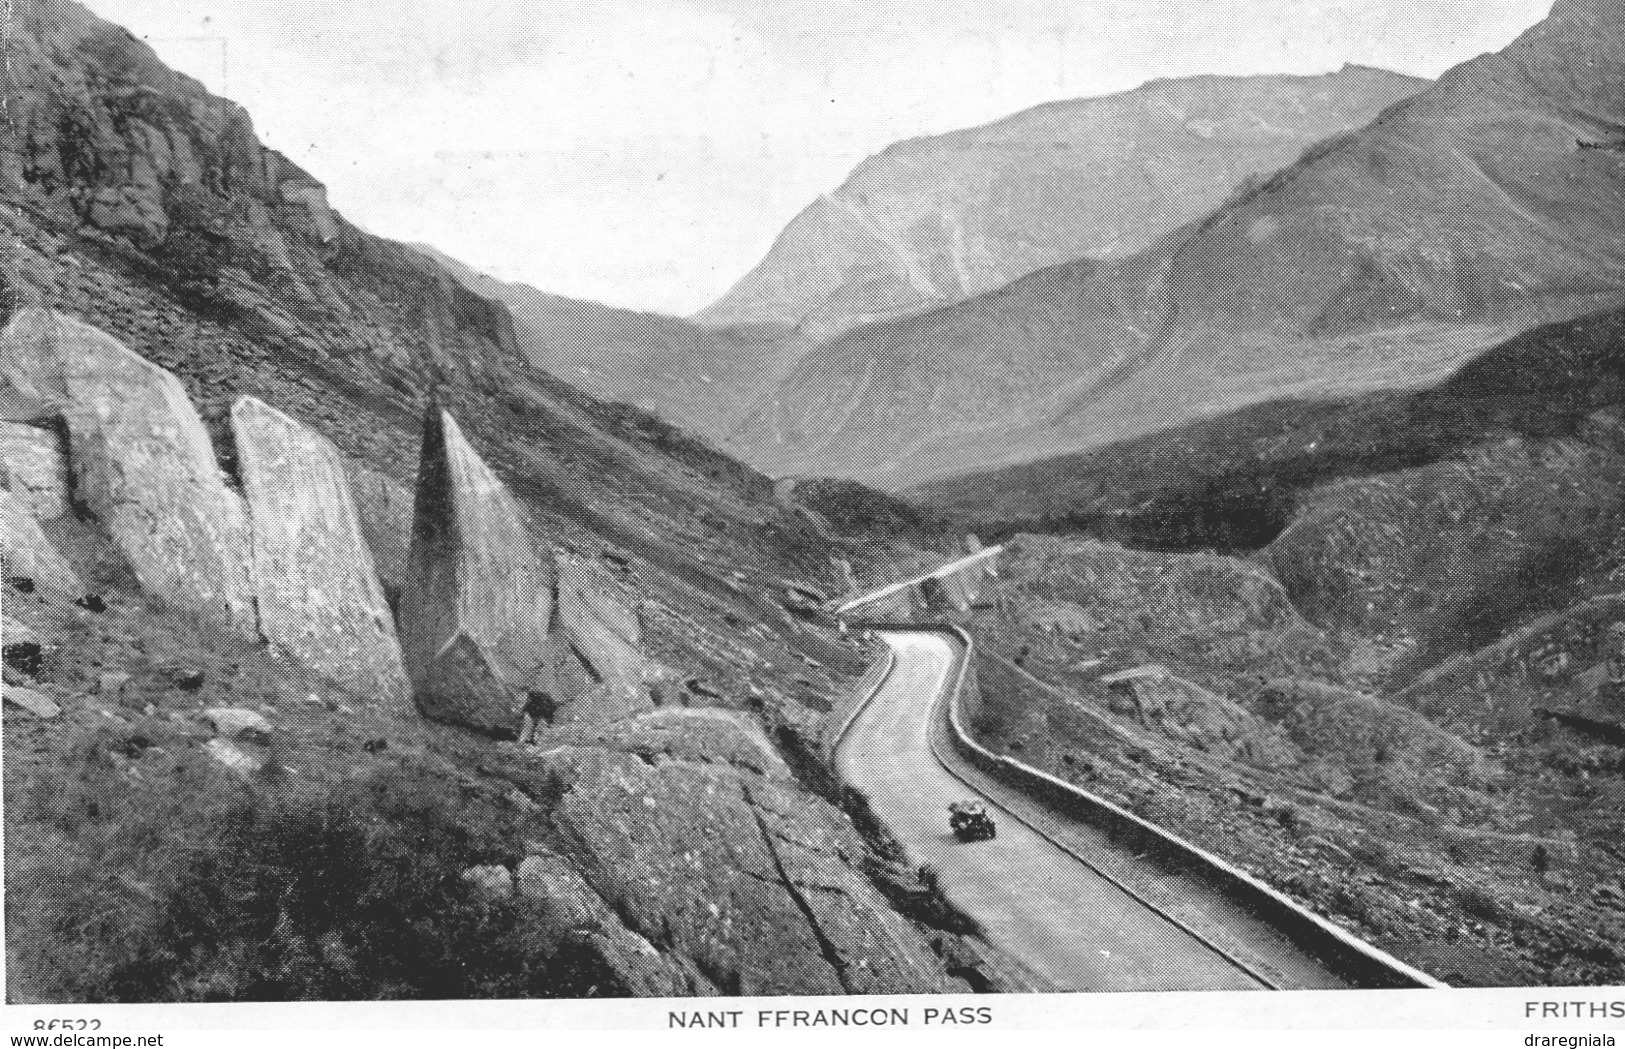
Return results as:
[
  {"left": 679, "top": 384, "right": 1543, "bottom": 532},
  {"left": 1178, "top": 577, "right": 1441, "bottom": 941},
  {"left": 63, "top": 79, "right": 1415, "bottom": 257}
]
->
[{"left": 531, "top": 708, "right": 961, "bottom": 996}]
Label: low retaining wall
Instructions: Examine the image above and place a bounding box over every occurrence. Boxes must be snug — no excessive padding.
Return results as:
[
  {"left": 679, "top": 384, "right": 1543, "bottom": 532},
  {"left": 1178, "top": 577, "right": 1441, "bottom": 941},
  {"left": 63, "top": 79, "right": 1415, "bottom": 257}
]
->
[
  {"left": 821, "top": 638, "right": 898, "bottom": 763},
  {"left": 927, "top": 624, "right": 1445, "bottom": 990},
  {"left": 825, "top": 621, "right": 1446, "bottom": 987}
]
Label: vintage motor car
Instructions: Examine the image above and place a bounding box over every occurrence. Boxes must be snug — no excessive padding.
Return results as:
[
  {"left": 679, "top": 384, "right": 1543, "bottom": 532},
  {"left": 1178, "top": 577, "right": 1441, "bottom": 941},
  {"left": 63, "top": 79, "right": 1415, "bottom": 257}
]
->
[{"left": 948, "top": 800, "right": 996, "bottom": 841}]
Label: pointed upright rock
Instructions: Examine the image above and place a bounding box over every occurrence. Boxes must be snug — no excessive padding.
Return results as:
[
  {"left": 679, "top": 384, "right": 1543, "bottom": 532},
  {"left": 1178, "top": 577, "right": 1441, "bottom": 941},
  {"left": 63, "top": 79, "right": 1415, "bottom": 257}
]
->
[
  {"left": 232, "top": 397, "right": 410, "bottom": 708},
  {"left": 399, "top": 406, "right": 554, "bottom": 733}
]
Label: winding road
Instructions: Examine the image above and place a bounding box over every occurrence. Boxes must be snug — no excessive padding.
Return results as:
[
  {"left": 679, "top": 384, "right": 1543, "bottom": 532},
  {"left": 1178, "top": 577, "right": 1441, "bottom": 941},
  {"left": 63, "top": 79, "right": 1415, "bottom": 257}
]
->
[{"left": 835, "top": 630, "right": 1356, "bottom": 992}]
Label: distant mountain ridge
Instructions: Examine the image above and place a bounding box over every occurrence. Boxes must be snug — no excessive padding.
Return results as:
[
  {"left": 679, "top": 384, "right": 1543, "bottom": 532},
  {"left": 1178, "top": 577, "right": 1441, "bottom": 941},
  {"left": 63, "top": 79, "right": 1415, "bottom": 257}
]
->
[
  {"left": 412, "top": 244, "right": 803, "bottom": 443},
  {"left": 697, "top": 66, "right": 1426, "bottom": 341},
  {"left": 729, "top": 0, "right": 1625, "bottom": 488}
]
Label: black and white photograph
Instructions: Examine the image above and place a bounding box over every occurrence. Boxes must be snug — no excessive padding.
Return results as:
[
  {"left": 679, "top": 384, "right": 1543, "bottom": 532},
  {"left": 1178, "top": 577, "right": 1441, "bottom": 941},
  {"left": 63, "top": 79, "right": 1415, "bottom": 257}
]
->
[{"left": 0, "top": 0, "right": 1622, "bottom": 1038}]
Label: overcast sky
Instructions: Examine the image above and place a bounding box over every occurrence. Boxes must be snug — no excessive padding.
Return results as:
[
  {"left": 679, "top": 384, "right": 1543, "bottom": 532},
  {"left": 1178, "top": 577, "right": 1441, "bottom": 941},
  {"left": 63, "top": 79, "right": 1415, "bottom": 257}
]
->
[{"left": 98, "top": 0, "right": 1550, "bottom": 315}]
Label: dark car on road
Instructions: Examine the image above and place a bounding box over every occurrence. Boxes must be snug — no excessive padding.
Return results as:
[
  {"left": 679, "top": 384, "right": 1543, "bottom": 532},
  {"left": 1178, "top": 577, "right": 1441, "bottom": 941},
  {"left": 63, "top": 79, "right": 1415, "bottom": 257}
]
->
[{"left": 949, "top": 800, "right": 996, "bottom": 841}]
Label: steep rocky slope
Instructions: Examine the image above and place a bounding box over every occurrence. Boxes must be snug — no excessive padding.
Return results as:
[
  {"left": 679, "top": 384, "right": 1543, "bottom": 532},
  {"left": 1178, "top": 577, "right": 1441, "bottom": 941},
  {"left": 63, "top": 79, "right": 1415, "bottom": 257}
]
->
[
  {"left": 1, "top": 1, "right": 976, "bottom": 1002},
  {"left": 918, "top": 301, "right": 1625, "bottom": 692},
  {"left": 956, "top": 534, "right": 1625, "bottom": 986},
  {"left": 735, "top": 0, "right": 1625, "bottom": 486},
  {"left": 917, "top": 305, "right": 1625, "bottom": 537},
  {"left": 898, "top": 304, "right": 1625, "bottom": 988},
  {"left": 699, "top": 67, "right": 1424, "bottom": 341},
  {"left": 412, "top": 245, "right": 803, "bottom": 444}
]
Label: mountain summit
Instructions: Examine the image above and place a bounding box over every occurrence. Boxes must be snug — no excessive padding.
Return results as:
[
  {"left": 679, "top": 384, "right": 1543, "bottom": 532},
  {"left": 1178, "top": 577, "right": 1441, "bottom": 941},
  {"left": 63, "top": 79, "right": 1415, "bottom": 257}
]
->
[
  {"left": 731, "top": 0, "right": 1625, "bottom": 486},
  {"left": 696, "top": 67, "right": 1425, "bottom": 341}
]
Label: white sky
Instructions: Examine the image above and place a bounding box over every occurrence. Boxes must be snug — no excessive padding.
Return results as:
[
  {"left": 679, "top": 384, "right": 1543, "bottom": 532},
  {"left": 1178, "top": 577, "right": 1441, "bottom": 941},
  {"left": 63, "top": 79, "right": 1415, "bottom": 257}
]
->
[{"left": 96, "top": 0, "right": 1550, "bottom": 315}]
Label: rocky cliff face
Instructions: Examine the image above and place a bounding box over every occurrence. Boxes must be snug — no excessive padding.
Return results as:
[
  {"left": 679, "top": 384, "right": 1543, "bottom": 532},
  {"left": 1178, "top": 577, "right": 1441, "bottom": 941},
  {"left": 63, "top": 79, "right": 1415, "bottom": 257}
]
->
[
  {"left": 734, "top": 0, "right": 1625, "bottom": 486},
  {"left": 699, "top": 67, "right": 1425, "bottom": 341},
  {"left": 3, "top": 4, "right": 970, "bottom": 1001},
  {"left": 3, "top": 0, "right": 521, "bottom": 400}
]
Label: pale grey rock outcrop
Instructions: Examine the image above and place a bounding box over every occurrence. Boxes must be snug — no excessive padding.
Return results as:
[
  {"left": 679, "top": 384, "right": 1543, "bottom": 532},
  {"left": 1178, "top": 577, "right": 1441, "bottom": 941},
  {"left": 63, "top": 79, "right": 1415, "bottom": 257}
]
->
[
  {"left": 0, "top": 309, "right": 255, "bottom": 632},
  {"left": 513, "top": 848, "right": 719, "bottom": 996},
  {"left": 534, "top": 708, "right": 961, "bottom": 996},
  {"left": 0, "top": 489, "right": 81, "bottom": 597},
  {"left": 3, "top": 682, "right": 61, "bottom": 719},
  {"left": 0, "top": 310, "right": 411, "bottom": 706},
  {"left": 0, "top": 422, "right": 69, "bottom": 519},
  {"left": 550, "top": 707, "right": 792, "bottom": 781},
  {"left": 553, "top": 550, "right": 661, "bottom": 724},
  {"left": 233, "top": 397, "right": 410, "bottom": 708}
]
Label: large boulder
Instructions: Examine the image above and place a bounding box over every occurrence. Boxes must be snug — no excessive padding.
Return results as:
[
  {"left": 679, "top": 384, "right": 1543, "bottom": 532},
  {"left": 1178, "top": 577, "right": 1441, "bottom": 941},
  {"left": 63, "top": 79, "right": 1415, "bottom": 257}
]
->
[
  {"left": 399, "top": 407, "right": 553, "bottom": 733},
  {"left": 342, "top": 461, "right": 414, "bottom": 601},
  {"left": 0, "top": 309, "right": 255, "bottom": 633},
  {"left": 0, "top": 489, "right": 81, "bottom": 598},
  {"left": 550, "top": 706, "right": 793, "bottom": 781},
  {"left": 513, "top": 849, "right": 718, "bottom": 996},
  {"left": 0, "top": 422, "right": 69, "bottom": 519},
  {"left": 3, "top": 682, "right": 61, "bottom": 719},
  {"left": 232, "top": 397, "right": 410, "bottom": 708},
  {"left": 532, "top": 708, "right": 959, "bottom": 996},
  {"left": 553, "top": 550, "right": 659, "bottom": 723}
]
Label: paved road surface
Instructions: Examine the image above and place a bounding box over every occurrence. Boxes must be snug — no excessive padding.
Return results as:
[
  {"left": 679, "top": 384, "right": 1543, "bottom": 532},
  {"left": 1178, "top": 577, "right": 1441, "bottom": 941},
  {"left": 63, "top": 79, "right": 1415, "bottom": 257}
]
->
[{"left": 836, "top": 630, "right": 1350, "bottom": 992}]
